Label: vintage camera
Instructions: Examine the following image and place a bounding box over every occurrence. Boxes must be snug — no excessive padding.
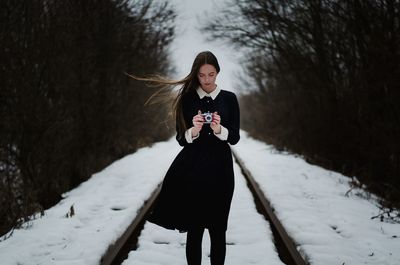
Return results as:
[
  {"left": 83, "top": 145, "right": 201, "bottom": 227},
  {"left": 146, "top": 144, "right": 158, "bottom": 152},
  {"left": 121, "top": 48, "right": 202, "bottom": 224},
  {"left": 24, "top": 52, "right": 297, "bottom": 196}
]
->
[{"left": 201, "top": 111, "right": 213, "bottom": 124}]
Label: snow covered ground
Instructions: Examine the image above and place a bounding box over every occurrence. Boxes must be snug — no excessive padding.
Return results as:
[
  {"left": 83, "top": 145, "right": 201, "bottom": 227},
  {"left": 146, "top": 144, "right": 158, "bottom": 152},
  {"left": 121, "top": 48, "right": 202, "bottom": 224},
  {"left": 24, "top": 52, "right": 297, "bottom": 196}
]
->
[
  {"left": 0, "top": 140, "right": 181, "bottom": 265},
  {"left": 234, "top": 133, "right": 400, "bottom": 265},
  {"left": 122, "top": 160, "right": 283, "bottom": 265},
  {"left": 1, "top": 132, "right": 399, "bottom": 265},
  {"left": 1, "top": 2, "right": 399, "bottom": 264}
]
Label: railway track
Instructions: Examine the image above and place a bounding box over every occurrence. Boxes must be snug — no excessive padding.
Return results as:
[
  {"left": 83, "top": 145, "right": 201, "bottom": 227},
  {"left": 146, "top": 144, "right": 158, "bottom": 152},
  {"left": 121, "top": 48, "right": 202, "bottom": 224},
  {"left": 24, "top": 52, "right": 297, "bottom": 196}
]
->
[{"left": 100, "top": 151, "right": 309, "bottom": 265}]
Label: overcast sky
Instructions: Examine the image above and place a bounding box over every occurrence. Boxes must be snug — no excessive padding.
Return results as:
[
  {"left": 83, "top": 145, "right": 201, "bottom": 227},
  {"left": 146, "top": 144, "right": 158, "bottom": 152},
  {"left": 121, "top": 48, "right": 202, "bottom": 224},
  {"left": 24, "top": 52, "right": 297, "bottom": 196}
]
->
[{"left": 166, "top": 0, "right": 242, "bottom": 93}]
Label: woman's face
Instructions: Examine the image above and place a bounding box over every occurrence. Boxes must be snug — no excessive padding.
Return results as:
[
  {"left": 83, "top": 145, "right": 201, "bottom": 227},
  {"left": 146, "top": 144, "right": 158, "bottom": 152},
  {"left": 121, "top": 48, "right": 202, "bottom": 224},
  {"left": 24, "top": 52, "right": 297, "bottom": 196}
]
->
[{"left": 198, "top": 64, "right": 218, "bottom": 92}]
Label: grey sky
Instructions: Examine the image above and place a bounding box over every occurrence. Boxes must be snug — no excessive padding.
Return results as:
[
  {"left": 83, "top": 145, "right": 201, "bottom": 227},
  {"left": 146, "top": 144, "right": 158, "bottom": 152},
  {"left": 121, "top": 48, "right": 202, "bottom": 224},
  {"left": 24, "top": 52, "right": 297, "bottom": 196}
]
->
[{"left": 167, "top": 0, "right": 241, "bottom": 93}]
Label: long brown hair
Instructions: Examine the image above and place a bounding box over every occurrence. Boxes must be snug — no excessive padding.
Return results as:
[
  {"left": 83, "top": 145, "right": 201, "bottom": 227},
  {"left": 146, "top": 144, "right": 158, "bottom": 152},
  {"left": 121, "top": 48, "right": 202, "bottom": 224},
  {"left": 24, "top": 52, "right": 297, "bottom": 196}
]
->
[{"left": 127, "top": 51, "right": 220, "bottom": 139}]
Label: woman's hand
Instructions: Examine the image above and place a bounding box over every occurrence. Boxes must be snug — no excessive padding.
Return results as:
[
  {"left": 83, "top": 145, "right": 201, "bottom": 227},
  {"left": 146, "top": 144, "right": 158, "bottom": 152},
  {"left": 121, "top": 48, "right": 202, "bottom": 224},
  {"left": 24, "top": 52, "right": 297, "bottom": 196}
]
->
[
  {"left": 210, "top": 111, "right": 221, "bottom": 134},
  {"left": 192, "top": 110, "right": 204, "bottom": 137}
]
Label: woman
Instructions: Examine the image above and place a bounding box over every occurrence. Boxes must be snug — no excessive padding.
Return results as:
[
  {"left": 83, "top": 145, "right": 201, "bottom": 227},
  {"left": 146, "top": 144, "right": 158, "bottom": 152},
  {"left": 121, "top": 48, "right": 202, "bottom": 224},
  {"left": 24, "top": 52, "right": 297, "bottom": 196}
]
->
[{"left": 134, "top": 51, "right": 240, "bottom": 265}]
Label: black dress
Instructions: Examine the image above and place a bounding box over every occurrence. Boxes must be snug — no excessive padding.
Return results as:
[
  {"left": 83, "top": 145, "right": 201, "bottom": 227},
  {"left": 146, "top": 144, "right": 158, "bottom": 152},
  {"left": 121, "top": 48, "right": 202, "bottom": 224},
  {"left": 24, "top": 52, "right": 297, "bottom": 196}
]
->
[{"left": 147, "top": 89, "right": 240, "bottom": 232}]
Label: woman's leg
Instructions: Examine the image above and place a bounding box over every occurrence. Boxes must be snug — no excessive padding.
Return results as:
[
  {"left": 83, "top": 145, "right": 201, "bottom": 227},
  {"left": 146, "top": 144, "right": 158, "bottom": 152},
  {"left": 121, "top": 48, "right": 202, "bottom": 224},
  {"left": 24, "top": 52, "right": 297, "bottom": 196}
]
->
[
  {"left": 186, "top": 227, "right": 205, "bottom": 265},
  {"left": 208, "top": 228, "right": 226, "bottom": 265}
]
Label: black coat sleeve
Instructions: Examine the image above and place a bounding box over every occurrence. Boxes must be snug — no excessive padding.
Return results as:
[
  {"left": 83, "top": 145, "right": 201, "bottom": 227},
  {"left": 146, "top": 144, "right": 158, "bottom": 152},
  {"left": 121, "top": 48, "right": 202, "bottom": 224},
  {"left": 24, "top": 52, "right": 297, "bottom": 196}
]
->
[
  {"left": 175, "top": 121, "right": 187, "bottom": 147},
  {"left": 175, "top": 94, "right": 194, "bottom": 146},
  {"left": 226, "top": 92, "right": 240, "bottom": 145}
]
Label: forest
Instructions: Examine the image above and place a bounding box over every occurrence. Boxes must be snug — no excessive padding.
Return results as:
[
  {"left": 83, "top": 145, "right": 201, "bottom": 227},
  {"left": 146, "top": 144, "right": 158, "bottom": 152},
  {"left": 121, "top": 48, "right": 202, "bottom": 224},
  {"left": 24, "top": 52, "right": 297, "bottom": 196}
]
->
[
  {"left": 205, "top": 0, "right": 400, "bottom": 210},
  {"left": 0, "top": 0, "right": 175, "bottom": 236},
  {"left": 1, "top": 0, "right": 399, "bottom": 237}
]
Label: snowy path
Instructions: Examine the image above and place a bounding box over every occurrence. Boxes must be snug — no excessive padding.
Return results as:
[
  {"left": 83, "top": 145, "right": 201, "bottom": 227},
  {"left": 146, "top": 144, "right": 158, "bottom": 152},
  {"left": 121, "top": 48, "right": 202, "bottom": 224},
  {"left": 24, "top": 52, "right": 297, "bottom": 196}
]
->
[
  {"left": 1, "top": 133, "right": 400, "bottom": 265},
  {"left": 122, "top": 161, "right": 284, "bottom": 265},
  {"left": 234, "top": 132, "right": 400, "bottom": 265}
]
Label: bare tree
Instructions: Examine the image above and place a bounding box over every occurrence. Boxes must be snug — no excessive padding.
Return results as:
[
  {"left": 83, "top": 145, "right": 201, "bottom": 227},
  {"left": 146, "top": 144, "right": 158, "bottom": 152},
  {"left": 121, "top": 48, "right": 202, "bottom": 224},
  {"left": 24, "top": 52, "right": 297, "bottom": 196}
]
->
[
  {"left": 0, "top": 0, "right": 176, "bottom": 236},
  {"left": 205, "top": 0, "right": 400, "bottom": 208}
]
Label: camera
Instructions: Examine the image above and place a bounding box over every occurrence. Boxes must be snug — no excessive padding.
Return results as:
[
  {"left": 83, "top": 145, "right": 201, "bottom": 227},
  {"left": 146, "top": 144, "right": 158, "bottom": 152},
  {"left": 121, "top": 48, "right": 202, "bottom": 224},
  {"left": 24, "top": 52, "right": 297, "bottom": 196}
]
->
[{"left": 201, "top": 111, "right": 213, "bottom": 124}]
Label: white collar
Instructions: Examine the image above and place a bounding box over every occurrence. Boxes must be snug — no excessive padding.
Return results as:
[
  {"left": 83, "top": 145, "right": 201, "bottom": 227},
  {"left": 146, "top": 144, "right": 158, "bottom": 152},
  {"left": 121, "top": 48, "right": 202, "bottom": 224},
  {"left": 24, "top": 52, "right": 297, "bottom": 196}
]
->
[{"left": 196, "top": 85, "right": 221, "bottom": 100}]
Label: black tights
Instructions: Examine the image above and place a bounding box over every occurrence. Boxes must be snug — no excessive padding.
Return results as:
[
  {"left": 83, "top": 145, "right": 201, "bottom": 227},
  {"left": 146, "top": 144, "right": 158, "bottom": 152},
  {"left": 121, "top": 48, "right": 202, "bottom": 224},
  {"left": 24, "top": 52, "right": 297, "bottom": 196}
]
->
[{"left": 186, "top": 227, "right": 226, "bottom": 265}]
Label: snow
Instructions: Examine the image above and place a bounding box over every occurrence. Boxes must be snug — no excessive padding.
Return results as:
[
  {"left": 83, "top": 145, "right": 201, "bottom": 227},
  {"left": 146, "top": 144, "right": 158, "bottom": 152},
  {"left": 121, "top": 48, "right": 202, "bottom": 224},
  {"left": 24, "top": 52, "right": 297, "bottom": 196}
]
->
[
  {"left": 0, "top": 140, "right": 181, "bottom": 265},
  {"left": 122, "top": 161, "right": 283, "bottom": 265},
  {"left": 1, "top": 1, "right": 399, "bottom": 264},
  {"left": 234, "top": 132, "right": 400, "bottom": 265},
  {"left": 1, "top": 132, "right": 400, "bottom": 265}
]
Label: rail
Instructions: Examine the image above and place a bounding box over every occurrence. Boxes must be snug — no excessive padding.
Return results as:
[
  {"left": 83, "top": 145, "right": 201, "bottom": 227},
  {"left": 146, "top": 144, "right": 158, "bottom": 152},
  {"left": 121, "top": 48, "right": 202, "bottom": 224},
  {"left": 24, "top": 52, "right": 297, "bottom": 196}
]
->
[
  {"left": 101, "top": 151, "right": 309, "bottom": 265},
  {"left": 100, "top": 183, "right": 162, "bottom": 265},
  {"left": 232, "top": 150, "right": 308, "bottom": 265}
]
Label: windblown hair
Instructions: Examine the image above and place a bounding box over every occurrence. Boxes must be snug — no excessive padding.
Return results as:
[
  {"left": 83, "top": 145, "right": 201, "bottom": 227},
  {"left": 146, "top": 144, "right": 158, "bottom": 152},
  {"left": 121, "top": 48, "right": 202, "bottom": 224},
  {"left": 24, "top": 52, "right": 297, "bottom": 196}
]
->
[{"left": 128, "top": 51, "right": 220, "bottom": 139}]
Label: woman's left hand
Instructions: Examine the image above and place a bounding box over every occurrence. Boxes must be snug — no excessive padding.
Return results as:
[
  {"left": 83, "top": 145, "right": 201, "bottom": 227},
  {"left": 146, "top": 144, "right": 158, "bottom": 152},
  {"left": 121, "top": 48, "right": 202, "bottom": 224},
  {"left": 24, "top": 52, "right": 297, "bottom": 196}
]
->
[{"left": 210, "top": 112, "right": 221, "bottom": 134}]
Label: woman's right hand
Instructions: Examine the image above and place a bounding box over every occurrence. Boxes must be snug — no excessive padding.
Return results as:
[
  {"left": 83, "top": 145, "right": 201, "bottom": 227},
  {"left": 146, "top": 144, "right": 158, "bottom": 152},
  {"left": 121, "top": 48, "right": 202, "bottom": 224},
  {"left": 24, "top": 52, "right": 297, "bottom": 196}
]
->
[{"left": 192, "top": 110, "right": 204, "bottom": 137}]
